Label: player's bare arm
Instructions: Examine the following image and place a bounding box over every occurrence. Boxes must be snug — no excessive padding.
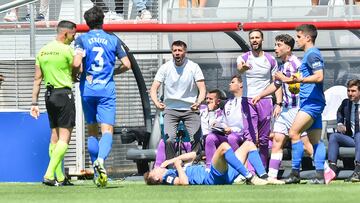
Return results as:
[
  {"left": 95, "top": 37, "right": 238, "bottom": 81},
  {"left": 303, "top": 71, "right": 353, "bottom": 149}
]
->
[
  {"left": 173, "top": 159, "right": 189, "bottom": 185},
  {"left": 301, "top": 69, "right": 323, "bottom": 83},
  {"left": 30, "top": 65, "right": 43, "bottom": 119},
  {"left": 150, "top": 80, "right": 166, "bottom": 110}
]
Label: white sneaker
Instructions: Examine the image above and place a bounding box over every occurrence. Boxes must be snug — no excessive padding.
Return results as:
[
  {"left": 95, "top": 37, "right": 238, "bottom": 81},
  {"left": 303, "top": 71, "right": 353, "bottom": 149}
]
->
[
  {"left": 136, "top": 9, "right": 152, "bottom": 20},
  {"left": 3, "top": 12, "right": 18, "bottom": 22},
  {"left": 233, "top": 174, "right": 246, "bottom": 184},
  {"left": 104, "top": 11, "right": 124, "bottom": 23},
  {"left": 267, "top": 177, "right": 285, "bottom": 185},
  {"left": 246, "top": 175, "right": 268, "bottom": 185}
]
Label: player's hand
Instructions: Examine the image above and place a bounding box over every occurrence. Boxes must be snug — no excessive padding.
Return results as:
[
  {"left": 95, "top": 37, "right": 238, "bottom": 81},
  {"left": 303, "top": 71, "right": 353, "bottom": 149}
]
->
[
  {"left": 269, "top": 132, "right": 275, "bottom": 139},
  {"left": 174, "top": 159, "right": 183, "bottom": 167},
  {"left": 30, "top": 105, "right": 40, "bottom": 119},
  {"left": 224, "top": 127, "right": 232, "bottom": 135},
  {"left": 251, "top": 95, "right": 261, "bottom": 105},
  {"left": 155, "top": 102, "right": 166, "bottom": 111},
  {"left": 160, "top": 160, "right": 170, "bottom": 168},
  {"left": 237, "top": 61, "right": 251, "bottom": 73},
  {"left": 336, "top": 124, "right": 346, "bottom": 134},
  {"left": 274, "top": 72, "right": 291, "bottom": 83},
  {"left": 190, "top": 102, "right": 200, "bottom": 111},
  {"left": 291, "top": 73, "right": 303, "bottom": 83},
  {"left": 273, "top": 104, "right": 281, "bottom": 118},
  {"left": 275, "top": 71, "right": 302, "bottom": 84}
]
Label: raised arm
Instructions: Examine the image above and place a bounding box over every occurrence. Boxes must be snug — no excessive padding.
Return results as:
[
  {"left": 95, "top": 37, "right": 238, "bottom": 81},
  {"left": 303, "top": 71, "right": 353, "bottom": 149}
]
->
[
  {"left": 161, "top": 151, "right": 197, "bottom": 168},
  {"left": 173, "top": 159, "right": 189, "bottom": 185},
  {"left": 237, "top": 61, "right": 251, "bottom": 74}
]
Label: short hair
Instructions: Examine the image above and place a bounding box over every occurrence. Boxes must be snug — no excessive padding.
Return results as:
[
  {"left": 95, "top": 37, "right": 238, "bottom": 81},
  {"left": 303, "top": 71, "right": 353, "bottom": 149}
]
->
[
  {"left": 171, "top": 40, "right": 187, "bottom": 50},
  {"left": 295, "top": 24, "right": 318, "bottom": 44},
  {"left": 57, "top": 20, "right": 76, "bottom": 33},
  {"left": 144, "top": 172, "right": 161, "bottom": 185},
  {"left": 347, "top": 79, "right": 360, "bottom": 91},
  {"left": 208, "top": 89, "right": 223, "bottom": 100},
  {"left": 231, "top": 74, "right": 242, "bottom": 83},
  {"left": 275, "top": 34, "right": 295, "bottom": 51},
  {"left": 84, "top": 6, "right": 104, "bottom": 30},
  {"left": 249, "top": 29, "right": 263, "bottom": 39}
]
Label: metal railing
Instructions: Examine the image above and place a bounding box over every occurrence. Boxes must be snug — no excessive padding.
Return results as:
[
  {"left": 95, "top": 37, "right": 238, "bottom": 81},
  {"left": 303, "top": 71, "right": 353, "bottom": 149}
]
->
[{"left": 0, "top": 0, "right": 38, "bottom": 13}]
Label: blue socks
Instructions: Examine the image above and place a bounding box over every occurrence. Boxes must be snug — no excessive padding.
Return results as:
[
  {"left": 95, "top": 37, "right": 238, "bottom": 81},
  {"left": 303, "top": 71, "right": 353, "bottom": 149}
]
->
[
  {"left": 313, "top": 142, "right": 326, "bottom": 170},
  {"left": 248, "top": 150, "right": 266, "bottom": 177},
  {"left": 292, "top": 141, "right": 304, "bottom": 171},
  {"left": 98, "top": 132, "right": 113, "bottom": 160},
  {"left": 224, "top": 148, "right": 251, "bottom": 178},
  {"left": 87, "top": 136, "right": 99, "bottom": 163}
]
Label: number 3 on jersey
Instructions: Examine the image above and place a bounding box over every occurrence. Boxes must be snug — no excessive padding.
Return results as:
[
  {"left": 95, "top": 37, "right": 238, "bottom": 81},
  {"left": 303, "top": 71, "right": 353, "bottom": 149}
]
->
[{"left": 91, "top": 47, "right": 104, "bottom": 72}]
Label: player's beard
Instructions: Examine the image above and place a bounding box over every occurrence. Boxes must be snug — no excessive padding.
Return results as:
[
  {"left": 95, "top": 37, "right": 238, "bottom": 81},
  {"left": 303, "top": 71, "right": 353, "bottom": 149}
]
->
[
  {"left": 251, "top": 42, "right": 262, "bottom": 51},
  {"left": 174, "top": 56, "right": 184, "bottom": 66}
]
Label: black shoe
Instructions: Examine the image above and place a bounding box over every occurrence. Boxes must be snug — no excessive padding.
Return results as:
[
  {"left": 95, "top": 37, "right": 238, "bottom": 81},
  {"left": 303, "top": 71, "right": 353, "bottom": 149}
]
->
[
  {"left": 58, "top": 177, "right": 74, "bottom": 186},
  {"left": 36, "top": 13, "right": 45, "bottom": 21},
  {"left": 42, "top": 178, "right": 59, "bottom": 186},
  {"left": 20, "top": 14, "right": 30, "bottom": 22},
  {"left": 308, "top": 177, "right": 325, "bottom": 184},
  {"left": 345, "top": 172, "right": 360, "bottom": 183},
  {"left": 284, "top": 173, "right": 301, "bottom": 184}
]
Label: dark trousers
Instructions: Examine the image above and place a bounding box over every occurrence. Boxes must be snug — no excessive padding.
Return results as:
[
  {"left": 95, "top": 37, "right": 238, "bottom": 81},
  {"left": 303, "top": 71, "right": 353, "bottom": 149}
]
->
[{"left": 328, "top": 132, "right": 360, "bottom": 163}]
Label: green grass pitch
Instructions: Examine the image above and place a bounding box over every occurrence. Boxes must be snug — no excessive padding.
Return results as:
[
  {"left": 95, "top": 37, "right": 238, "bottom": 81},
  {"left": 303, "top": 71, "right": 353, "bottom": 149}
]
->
[{"left": 0, "top": 180, "right": 359, "bottom": 203}]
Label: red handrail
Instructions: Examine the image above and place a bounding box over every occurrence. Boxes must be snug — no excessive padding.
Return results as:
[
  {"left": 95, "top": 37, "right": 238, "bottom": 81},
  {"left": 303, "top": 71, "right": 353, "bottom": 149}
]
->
[
  {"left": 242, "top": 20, "right": 360, "bottom": 31},
  {"left": 76, "top": 22, "right": 241, "bottom": 32}
]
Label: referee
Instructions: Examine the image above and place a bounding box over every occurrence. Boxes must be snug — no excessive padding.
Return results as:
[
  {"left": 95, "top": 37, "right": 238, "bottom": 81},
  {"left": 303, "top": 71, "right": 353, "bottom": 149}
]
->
[{"left": 30, "top": 20, "right": 78, "bottom": 186}]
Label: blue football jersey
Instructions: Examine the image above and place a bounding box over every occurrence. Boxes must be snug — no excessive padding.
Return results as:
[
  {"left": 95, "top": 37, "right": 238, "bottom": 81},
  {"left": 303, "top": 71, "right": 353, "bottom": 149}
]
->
[
  {"left": 75, "top": 30, "right": 127, "bottom": 98},
  {"left": 299, "top": 47, "right": 325, "bottom": 106},
  {"left": 162, "top": 165, "right": 207, "bottom": 185}
]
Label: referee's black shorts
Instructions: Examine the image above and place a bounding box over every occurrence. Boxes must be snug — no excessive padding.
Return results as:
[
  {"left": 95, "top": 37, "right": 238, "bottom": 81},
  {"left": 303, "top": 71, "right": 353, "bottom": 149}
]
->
[{"left": 45, "top": 87, "right": 75, "bottom": 129}]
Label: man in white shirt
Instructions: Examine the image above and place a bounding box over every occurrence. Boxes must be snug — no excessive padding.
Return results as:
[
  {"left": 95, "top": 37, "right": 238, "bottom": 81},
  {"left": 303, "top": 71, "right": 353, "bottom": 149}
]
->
[{"left": 150, "top": 40, "right": 206, "bottom": 160}]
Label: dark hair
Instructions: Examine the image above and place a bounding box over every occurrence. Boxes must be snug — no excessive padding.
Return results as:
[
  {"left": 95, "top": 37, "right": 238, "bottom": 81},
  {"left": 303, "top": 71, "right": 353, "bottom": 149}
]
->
[
  {"left": 208, "top": 89, "right": 223, "bottom": 100},
  {"left": 275, "top": 34, "right": 295, "bottom": 51},
  {"left": 295, "top": 24, "right": 318, "bottom": 44},
  {"left": 171, "top": 40, "right": 187, "bottom": 50},
  {"left": 144, "top": 172, "right": 161, "bottom": 185},
  {"left": 231, "top": 74, "right": 242, "bottom": 83},
  {"left": 347, "top": 79, "right": 360, "bottom": 91},
  {"left": 57, "top": 20, "right": 76, "bottom": 33},
  {"left": 249, "top": 29, "right": 263, "bottom": 39},
  {"left": 84, "top": 6, "right": 104, "bottom": 30}
]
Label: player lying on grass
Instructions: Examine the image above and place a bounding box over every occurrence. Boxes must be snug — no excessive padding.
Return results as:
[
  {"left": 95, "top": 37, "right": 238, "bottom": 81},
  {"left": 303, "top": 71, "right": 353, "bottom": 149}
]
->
[{"left": 144, "top": 141, "right": 284, "bottom": 185}]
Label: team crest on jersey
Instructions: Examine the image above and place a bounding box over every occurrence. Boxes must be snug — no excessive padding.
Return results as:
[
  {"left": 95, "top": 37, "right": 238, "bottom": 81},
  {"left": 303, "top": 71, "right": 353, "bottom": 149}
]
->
[
  {"left": 86, "top": 75, "right": 93, "bottom": 84},
  {"left": 68, "top": 94, "right": 72, "bottom": 99},
  {"left": 166, "top": 176, "right": 174, "bottom": 184}
]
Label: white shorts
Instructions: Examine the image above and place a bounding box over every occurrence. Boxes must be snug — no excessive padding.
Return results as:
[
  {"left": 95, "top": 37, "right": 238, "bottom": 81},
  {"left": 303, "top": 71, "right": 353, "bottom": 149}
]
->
[{"left": 273, "top": 107, "right": 299, "bottom": 136}]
